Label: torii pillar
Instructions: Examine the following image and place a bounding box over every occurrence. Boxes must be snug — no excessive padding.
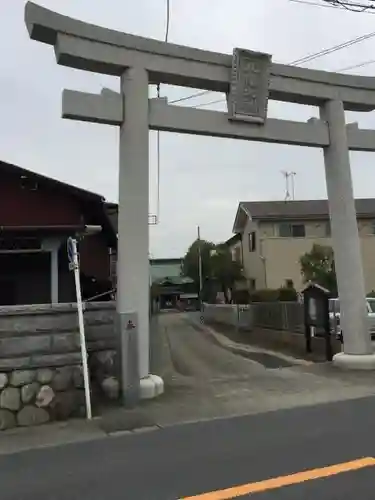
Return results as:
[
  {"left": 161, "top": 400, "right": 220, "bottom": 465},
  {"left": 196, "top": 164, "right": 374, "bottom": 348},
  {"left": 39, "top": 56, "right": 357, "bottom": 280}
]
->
[{"left": 62, "top": 79, "right": 164, "bottom": 399}]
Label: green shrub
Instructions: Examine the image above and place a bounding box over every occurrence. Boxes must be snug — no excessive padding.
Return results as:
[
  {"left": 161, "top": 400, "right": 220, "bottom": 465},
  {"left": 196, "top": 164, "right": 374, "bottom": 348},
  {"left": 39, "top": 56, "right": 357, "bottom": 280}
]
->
[
  {"left": 249, "top": 289, "right": 280, "bottom": 302},
  {"left": 278, "top": 286, "right": 298, "bottom": 301},
  {"left": 232, "top": 289, "right": 250, "bottom": 304},
  {"left": 249, "top": 287, "right": 297, "bottom": 302}
]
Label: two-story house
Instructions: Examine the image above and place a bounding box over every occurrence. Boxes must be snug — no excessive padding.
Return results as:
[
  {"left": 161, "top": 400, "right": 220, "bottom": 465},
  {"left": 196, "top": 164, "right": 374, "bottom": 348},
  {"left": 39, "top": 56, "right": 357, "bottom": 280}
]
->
[{"left": 229, "top": 199, "right": 375, "bottom": 292}]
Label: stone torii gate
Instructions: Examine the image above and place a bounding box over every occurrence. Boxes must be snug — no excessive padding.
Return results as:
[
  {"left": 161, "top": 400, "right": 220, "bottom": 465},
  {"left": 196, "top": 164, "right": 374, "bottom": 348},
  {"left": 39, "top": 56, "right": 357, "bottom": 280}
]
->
[{"left": 25, "top": 2, "right": 375, "bottom": 377}]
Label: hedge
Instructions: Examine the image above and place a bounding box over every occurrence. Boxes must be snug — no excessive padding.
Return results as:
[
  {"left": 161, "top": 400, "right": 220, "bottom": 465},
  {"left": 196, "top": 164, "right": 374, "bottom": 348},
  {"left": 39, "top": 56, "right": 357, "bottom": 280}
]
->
[{"left": 249, "top": 287, "right": 297, "bottom": 303}]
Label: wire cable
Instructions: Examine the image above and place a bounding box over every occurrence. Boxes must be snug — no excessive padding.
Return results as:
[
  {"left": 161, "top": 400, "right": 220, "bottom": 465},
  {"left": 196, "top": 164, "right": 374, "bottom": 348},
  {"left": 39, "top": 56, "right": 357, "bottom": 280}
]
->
[
  {"left": 290, "top": 0, "right": 375, "bottom": 12},
  {"left": 155, "top": 0, "right": 170, "bottom": 224},
  {"left": 291, "top": 30, "right": 375, "bottom": 65},
  {"left": 170, "top": 90, "right": 210, "bottom": 104},
  {"left": 322, "top": 0, "right": 375, "bottom": 12},
  {"left": 193, "top": 98, "right": 226, "bottom": 109},
  {"left": 289, "top": 0, "right": 345, "bottom": 8},
  {"left": 338, "top": 58, "right": 375, "bottom": 72},
  {"left": 170, "top": 28, "right": 375, "bottom": 109}
]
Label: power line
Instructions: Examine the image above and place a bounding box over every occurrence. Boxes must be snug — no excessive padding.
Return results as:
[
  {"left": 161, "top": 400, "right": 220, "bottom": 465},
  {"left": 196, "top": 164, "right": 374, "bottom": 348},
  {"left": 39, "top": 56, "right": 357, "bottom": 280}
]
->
[
  {"left": 291, "top": 30, "right": 375, "bottom": 65},
  {"left": 154, "top": 0, "right": 171, "bottom": 225},
  {"left": 170, "top": 90, "right": 209, "bottom": 104},
  {"left": 289, "top": 0, "right": 345, "bottom": 9},
  {"left": 174, "top": 29, "right": 375, "bottom": 110},
  {"left": 321, "top": 0, "right": 375, "bottom": 12},
  {"left": 338, "top": 58, "right": 375, "bottom": 72},
  {"left": 169, "top": 30, "right": 375, "bottom": 106},
  {"left": 290, "top": 0, "right": 375, "bottom": 13},
  {"left": 192, "top": 98, "right": 226, "bottom": 109}
]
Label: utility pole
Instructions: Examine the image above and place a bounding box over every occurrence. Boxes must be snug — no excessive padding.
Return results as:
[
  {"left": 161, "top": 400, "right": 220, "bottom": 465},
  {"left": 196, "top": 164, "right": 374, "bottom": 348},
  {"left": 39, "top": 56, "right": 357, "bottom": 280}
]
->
[{"left": 197, "top": 226, "right": 203, "bottom": 303}]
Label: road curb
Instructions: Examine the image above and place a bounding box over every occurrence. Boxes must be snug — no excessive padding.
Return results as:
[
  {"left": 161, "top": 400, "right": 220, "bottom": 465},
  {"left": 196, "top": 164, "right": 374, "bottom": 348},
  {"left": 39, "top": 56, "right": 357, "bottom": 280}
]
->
[{"left": 195, "top": 318, "right": 313, "bottom": 367}]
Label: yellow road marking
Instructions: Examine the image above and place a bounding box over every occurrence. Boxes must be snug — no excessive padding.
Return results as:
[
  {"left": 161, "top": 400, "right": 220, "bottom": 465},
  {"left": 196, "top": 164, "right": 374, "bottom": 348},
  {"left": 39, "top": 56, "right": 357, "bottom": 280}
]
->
[{"left": 180, "top": 457, "right": 375, "bottom": 499}]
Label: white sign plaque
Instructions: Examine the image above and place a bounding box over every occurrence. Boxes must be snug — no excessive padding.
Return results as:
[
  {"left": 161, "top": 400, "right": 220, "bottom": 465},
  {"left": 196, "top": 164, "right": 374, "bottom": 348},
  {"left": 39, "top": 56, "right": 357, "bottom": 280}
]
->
[{"left": 227, "top": 48, "right": 272, "bottom": 124}]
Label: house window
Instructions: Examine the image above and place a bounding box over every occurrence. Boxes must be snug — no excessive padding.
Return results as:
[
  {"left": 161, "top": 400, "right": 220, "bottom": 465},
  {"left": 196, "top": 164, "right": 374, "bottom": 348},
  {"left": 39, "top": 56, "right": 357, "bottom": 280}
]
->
[
  {"left": 325, "top": 221, "right": 331, "bottom": 237},
  {"left": 279, "top": 223, "right": 305, "bottom": 238},
  {"left": 249, "top": 278, "right": 256, "bottom": 290},
  {"left": 248, "top": 231, "right": 256, "bottom": 252}
]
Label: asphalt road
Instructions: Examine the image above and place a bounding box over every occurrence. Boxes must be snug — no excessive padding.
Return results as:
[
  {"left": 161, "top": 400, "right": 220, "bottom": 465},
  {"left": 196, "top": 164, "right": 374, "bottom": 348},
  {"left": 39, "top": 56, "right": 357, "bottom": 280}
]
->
[{"left": 2, "top": 395, "right": 375, "bottom": 499}]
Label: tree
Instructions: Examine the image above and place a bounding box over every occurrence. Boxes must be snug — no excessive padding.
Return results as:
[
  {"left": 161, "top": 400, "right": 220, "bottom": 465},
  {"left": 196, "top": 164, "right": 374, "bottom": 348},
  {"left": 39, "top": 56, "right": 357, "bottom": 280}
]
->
[
  {"left": 210, "top": 246, "right": 243, "bottom": 299},
  {"left": 181, "top": 239, "right": 215, "bottom": 286},
  {"left": 182, "top": 239, "right": 243, "bottom": 302},
  {"left": 300, "top": 243, "right": 337, "bottom": 294}
]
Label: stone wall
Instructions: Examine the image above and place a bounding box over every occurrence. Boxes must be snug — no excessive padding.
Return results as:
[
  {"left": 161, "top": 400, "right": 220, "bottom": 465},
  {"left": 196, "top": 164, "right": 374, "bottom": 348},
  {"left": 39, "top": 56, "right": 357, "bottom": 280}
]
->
[
  {"left": 0, "top": 301, "right": 118, "bottom": 430},
  {"left": 0, "top": 366, "right": 85, "bottom": 429}
]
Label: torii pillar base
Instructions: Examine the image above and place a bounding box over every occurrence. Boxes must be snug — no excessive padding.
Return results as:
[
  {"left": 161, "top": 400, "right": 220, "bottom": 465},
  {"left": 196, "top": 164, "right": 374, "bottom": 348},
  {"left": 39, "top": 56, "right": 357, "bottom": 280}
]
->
[
  {"left": 333, "top": 352, "right": 375, "bottom": 370},
  {"left": 140, "top": 375, "right": 164, "bottom": 399}
]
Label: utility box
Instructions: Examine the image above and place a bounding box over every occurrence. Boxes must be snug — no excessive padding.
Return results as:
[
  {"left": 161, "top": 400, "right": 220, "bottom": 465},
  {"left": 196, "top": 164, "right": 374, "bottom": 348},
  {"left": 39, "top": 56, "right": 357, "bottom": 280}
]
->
[{"left": 301, "top": 282, "right": 332, "bottom": 361}]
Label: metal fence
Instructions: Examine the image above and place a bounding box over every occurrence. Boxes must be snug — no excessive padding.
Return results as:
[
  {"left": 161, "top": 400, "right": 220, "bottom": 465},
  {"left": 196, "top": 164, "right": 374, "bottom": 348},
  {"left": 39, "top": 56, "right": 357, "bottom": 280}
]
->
[
  {"left": 203, "top": 303, "right": 242, "bottom": 328},
  {"left": 203, "top": 302, "right": 304, "bottom": 333},
  {"left": 252, "top": 302, "right": 304, "bottom": 333}
]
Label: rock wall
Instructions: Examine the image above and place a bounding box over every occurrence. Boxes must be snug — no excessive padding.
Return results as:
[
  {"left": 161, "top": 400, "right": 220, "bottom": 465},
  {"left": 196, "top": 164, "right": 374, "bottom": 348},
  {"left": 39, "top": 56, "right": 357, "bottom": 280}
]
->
[
  {"left": 0, "top": 366, "right": 85, "bottom": 430},
  {"left": 0, "top": 301, "right": 119, "bottom": 430}
]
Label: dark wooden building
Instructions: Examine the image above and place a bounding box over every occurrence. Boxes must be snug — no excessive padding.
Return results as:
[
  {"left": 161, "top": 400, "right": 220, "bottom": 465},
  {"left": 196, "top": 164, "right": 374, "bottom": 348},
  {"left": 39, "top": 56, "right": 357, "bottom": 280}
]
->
[{"left": 0, "top": 161, "right": 117, "bottom": 305}]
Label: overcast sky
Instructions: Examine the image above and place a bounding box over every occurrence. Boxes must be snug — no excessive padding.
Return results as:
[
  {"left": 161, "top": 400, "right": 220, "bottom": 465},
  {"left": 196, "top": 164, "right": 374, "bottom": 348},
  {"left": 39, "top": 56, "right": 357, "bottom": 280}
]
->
[{"left": 2, "top": 0, "right": 375, "bottom": 257}]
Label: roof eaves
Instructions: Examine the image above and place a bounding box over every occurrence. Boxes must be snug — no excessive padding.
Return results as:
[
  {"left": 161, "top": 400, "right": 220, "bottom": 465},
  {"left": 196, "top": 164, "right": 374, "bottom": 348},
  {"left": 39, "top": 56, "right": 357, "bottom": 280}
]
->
[
  {"left": 0, "top": 160, "right": 104, "bottom": 202},
  {"left": 251, "top": 213, "right": 375, "bottom": 221},
  {"left": 232, "top": 202, "right": 252, "bottom": 233},
  {"left": 224, "top": 233, "right": 242, "bottom": 246}
]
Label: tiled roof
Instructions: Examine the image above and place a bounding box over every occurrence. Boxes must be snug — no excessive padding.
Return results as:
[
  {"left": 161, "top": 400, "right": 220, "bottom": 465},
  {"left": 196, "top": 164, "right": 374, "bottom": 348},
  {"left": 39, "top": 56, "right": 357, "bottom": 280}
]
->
[{"left": 240, "top": 198, "right": 375, "bottom": 220}]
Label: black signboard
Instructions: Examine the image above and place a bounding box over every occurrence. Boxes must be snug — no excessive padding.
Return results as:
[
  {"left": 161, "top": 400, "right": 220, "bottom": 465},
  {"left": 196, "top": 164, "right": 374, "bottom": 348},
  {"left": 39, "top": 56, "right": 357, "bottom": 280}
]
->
[{"left": 302, "top": 282, "right": 332, "bottom": 361}]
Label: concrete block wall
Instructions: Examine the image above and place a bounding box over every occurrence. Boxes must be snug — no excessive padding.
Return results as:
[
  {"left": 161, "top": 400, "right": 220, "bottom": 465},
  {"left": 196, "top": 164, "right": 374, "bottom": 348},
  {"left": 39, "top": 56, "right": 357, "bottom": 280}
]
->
[{"left": 0, "top": 301, "right": 117, "bottom": 431}]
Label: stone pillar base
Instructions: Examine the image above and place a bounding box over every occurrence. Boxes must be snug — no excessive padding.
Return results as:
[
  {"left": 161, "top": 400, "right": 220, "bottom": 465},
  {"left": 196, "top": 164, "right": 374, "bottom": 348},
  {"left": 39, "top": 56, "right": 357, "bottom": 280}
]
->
[
  {"left": 333, "top": 352, "right": 375, "bottom": 370},
  {"left": 139, "top": 374, "right": 164, "bottom": 399}
]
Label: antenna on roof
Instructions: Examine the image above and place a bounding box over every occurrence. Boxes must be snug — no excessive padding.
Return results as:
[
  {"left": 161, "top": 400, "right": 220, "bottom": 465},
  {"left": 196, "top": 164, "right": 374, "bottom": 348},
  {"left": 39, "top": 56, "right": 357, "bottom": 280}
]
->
[{"left": 281, "top": 171, "right": 296, "bottom": 201}]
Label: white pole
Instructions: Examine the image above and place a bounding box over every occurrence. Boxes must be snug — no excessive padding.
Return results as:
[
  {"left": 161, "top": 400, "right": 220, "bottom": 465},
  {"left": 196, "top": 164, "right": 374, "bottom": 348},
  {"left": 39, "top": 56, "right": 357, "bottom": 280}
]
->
[{"left": 70, "top": 238, "right": 92, "bottom": 420}]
